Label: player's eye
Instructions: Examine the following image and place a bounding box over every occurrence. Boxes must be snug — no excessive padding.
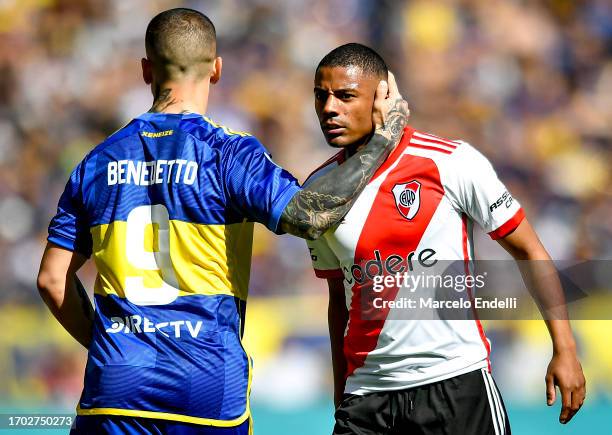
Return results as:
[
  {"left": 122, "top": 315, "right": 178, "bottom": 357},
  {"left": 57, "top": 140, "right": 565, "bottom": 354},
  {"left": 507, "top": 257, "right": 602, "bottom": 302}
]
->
[
  {"left": 314, "top": 91, "right": 327, "bottom": 102},
  {"left": 338, "top": 92, "right": 355, "bottom": 101}
]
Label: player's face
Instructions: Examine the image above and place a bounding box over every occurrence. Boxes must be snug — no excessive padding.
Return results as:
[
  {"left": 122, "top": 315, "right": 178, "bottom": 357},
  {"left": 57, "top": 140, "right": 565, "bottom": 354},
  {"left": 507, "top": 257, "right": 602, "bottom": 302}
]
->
[{"left": 314, "top": 66, "right": 380, "bottom": 148}]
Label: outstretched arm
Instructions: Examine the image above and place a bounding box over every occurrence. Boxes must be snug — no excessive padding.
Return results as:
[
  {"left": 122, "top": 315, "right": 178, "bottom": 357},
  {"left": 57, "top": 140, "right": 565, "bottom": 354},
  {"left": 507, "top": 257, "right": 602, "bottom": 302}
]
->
[
  {"left": 497, "top": 219, "right": 586, "bottom": 424},
  {"left": 37, "top": 242, "right": 94, "bottom": 349},
  {"left": 279, "top": 73, "right": 409, "bottom": 239}
]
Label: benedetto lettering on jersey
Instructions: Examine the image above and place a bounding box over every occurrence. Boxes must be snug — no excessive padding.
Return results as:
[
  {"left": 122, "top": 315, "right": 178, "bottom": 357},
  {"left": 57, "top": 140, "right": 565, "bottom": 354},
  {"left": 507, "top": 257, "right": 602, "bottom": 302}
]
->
[
  {"left": 47, "top": 112, "right": 301, "bottom": 425},
  {"left": 107, "top": 159, "right": 199, "bottom": 186}
]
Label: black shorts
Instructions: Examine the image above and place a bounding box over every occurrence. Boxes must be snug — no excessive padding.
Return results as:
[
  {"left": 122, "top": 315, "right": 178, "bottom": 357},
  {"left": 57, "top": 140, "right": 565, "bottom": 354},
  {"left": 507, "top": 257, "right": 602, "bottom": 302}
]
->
[{"left": 333, "top": 368, "right": 510, "bottom": 435}]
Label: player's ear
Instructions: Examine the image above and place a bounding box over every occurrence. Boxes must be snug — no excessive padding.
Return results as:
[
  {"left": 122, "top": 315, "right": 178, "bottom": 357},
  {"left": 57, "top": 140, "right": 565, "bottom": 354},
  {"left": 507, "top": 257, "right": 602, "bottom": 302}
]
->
[
  {"left": 211, "top": 57, "right": 222, "bottom": 84},
  {"left": 141, "top": 58, "right": 153, "bottom": 85}
]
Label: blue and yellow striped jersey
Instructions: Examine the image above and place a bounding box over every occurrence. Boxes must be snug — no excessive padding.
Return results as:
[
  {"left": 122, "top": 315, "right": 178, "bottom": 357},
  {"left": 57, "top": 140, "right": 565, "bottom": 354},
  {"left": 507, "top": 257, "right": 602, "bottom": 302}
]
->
[{"left": 47, "top": 112, "right": 301, "bottom": 426}]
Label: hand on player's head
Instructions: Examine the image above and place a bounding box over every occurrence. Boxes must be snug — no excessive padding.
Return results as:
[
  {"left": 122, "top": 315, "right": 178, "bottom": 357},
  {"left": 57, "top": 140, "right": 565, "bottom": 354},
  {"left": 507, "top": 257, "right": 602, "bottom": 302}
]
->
[{"left": 372, "top": 71, "right": 410, "bottom": 144}]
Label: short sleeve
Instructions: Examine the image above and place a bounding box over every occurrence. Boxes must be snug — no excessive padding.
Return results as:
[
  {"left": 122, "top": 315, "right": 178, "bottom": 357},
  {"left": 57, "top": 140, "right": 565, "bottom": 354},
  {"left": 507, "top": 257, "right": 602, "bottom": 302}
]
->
[
  {"left": 224, "top": 136, "right": 301, "bottom": 234},
  {"left": 451, "top": 144, "right": 525, "bottom": 240},
  {"left": 48, "top": 161, "right": 93, "bottom": 257},
  {"left": 306, "top": 236, "right": 344, "bottom": 279}
]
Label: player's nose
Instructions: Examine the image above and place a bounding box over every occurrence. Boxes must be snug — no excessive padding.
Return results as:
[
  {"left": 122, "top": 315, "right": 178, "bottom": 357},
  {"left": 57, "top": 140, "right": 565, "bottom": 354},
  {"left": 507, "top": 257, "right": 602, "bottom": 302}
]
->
[{"left": 322, "top": 95, "right": 340, "bottom": 115}]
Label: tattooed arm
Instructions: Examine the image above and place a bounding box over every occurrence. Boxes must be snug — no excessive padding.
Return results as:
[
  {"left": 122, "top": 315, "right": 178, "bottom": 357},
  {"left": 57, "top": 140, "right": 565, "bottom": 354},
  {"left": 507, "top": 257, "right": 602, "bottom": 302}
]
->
[
  {"left": 37, "top": 243, "right": 94, "bottom": 349},
  {"left": 279, "top": 73, "right": 409, "bottom": 239}
]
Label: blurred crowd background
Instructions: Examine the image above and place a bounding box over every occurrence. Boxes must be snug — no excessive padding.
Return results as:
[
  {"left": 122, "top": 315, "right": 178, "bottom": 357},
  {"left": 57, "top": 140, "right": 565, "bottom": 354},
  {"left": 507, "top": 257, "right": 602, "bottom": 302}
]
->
[{"left": 0, "top": 0, "right": 610, "bottom": 434}]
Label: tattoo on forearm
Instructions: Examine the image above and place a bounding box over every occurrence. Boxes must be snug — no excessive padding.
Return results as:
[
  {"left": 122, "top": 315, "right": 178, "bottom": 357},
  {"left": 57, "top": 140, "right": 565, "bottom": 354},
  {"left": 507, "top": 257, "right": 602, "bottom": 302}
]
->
[
  {"left": 280, "top": 97, "right": 409, "bottom": 239},
  {"left": 377, "top": 101, "right": 407, "bottom": 142}
]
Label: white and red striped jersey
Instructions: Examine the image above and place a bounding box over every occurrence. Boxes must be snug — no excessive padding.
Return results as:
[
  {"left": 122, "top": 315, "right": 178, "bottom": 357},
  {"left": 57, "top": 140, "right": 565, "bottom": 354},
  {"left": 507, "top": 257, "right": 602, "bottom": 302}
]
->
[{"left": 305, "top": 127, "right": 524, "bottom": 395}]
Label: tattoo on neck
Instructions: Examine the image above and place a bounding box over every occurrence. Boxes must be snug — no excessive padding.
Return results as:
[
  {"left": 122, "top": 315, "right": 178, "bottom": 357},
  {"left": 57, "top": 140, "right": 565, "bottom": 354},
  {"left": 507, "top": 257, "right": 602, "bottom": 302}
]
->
[{"left": 149, "top": 88, "right": 179, "bottom": 113}]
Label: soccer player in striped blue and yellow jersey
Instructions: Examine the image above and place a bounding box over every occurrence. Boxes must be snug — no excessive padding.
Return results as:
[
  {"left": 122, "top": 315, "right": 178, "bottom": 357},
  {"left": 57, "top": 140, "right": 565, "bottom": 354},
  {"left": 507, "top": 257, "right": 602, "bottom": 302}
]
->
[{"left": 36, "top": 8, "right": 409, "bottom": 435}]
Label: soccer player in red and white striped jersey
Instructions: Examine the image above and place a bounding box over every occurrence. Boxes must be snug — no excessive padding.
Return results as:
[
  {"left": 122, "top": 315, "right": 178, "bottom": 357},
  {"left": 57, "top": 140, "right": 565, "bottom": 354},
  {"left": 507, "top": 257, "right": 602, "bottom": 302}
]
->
[{"left": 306, "top": 43, "right": 586, "bottom": 435}]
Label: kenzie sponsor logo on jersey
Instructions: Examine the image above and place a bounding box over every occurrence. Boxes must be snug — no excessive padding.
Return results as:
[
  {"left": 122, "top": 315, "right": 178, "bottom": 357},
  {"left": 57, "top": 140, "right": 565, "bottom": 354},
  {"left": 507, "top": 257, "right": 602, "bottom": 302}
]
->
[
  {"left": 141, "top": 129, "right": 173, "bottom": 138},
  {"left": 105, "top": 314, "right": 204, "bottom": 339},
  {"left": 345, "top": 248, "right": 437, "bottom": 285},
  {"left": 489, "top": 190, "right": 513, "bottom": 212},
  {"left": 392, "top": 180, "right": 421, "bottom": 220}
]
